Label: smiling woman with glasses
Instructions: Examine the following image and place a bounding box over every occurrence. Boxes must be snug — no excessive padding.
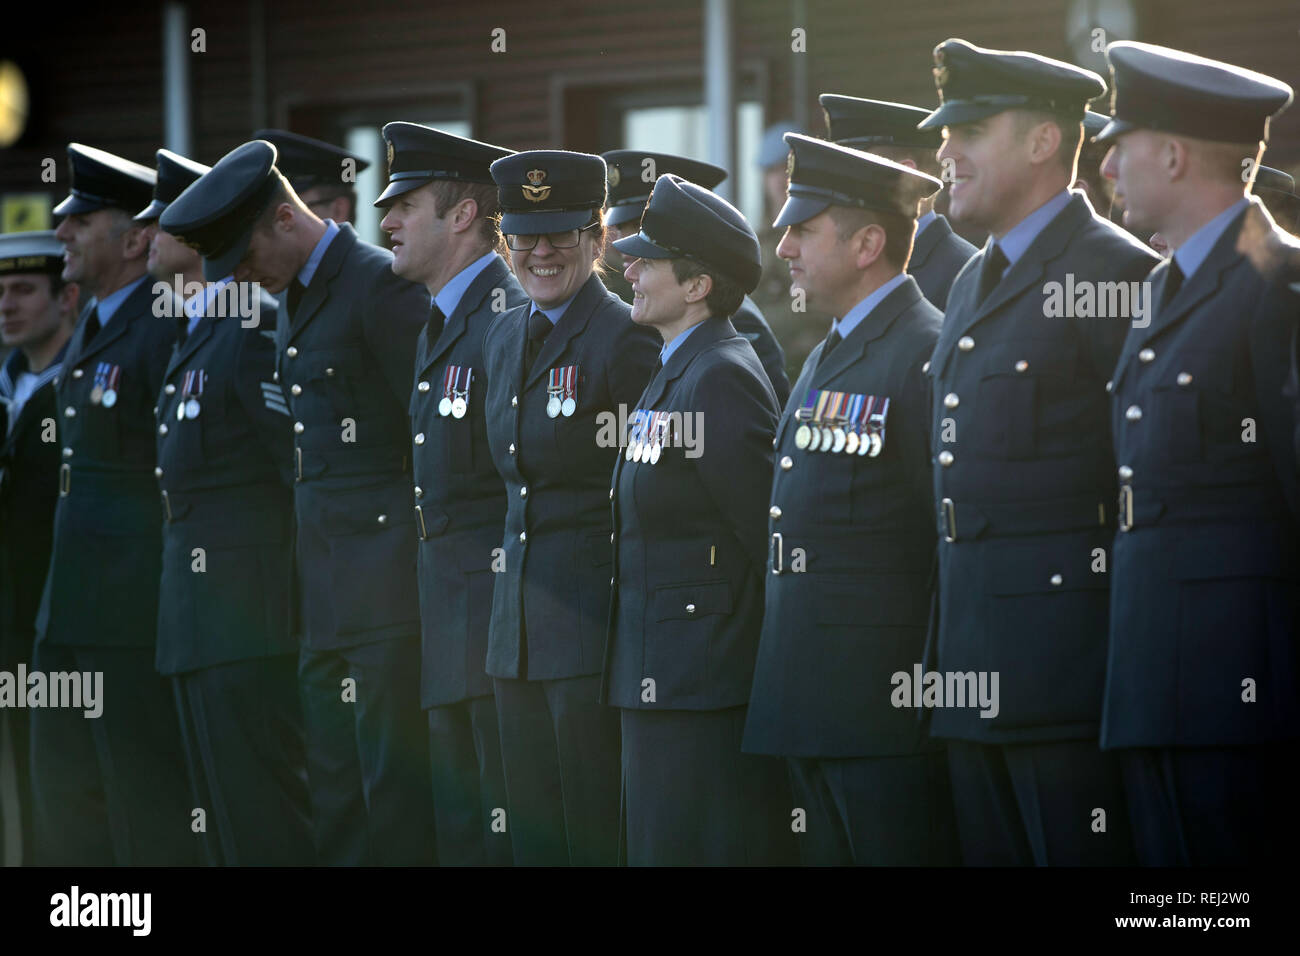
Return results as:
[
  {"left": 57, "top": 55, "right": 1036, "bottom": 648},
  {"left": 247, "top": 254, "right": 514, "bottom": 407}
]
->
[{"left": 480, "top": 149, "right": 658, "bottom": 865}]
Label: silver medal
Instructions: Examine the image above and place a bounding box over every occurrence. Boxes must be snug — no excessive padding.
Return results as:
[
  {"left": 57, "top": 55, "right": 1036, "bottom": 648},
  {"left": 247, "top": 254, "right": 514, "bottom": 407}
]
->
[{"left": 561, "top": 396, "right": 576, "bottom": 417}]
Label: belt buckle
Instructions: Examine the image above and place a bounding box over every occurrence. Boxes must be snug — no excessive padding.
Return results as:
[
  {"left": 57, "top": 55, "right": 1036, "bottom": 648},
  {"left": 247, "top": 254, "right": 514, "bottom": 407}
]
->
[
  {"left": 295, "top": 447, "right": 303, "bottom": 483},
  {"left": 414, "top": 505, "right": 428, "bottom": 541},
  {"left": 769, "top": 531, "right": 783, "bottom": 575},
  {"left": 940, "top": 497, "right": 957, "bottom": 543},
  {"left": 59, "top": 463, "right": 71, "bottom": 497},
  {"left": 1118, "top": 484, "right": 1133, "bottom": 532},
  {"left": 161, "top": 489, "right": 172, "bottom": 522}
]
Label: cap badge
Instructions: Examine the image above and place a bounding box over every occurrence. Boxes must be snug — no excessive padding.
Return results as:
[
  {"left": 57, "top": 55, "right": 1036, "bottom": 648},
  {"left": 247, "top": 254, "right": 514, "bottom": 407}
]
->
[
  {"left": 933, "top": 49, "right": 949, "bottom": 89},
  {"left": 522, "top": 168, "right": 551, "bottom": 202},
  {"left": 786, "top": 152, "right": 796, "bottom": 177},
  {"left": 175, "top": 235, "right": 204, "bottom": 254},
  {"left": 607, "top": 165, "right": 621, "bottom": 189},
  {"left": 386, "top": 140, "right": 395, "bottom": 169}
]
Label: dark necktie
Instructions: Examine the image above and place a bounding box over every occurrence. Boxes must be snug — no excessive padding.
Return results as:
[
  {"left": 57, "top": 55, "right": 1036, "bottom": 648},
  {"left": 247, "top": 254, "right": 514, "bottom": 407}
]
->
[
  {"left": 524, "top": 310, "right": 552, "bottom": 371},
  {"left": 427, "top": 303, "right": 446, "bottom": 344},
  {"left": 1158, "top": 259, "right": 1185, "bottom": 312},
  {"left": 822, "top": 328, "right": 843, "bottom": 359},
  {"left": 287, "top": 279, "right": 306, "bottom": 319},
  {"left": 176, "top": 313, "right": 189, "bottom": 347},
  {"left": 976, "top": 243, "right": 1009, "bottom": 306},
  {"left": 82, "top": 304, "right": 101, "bottom": 347}
]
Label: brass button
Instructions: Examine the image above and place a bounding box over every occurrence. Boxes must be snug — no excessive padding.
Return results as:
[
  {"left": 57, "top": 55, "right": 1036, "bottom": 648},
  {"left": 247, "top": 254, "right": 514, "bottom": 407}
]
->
[
  {"left": 943, "top": 393, "right": 959, "bottom": 409},
  {"left": 152, "top": 405, "right": 158, "bottom": 415},
  {"left": 685, "top": 603, "right": 696, "bottom": 615},
  {"left": 154, "top": 466, "right": 163, "bottom": 478},
  {"left": 520, "top": 486, "right": 528, "bottom": 498},
  {"left": 62, "top": 447, "right": 73, "bottom": 458},
  {"left": 414, "top": 432, "right": 425, "bottom": 445},
  {"left": 376, "top": 514, "right": 388, "bottom": 525},
  {"left": 922, "top": 361, "right": 931, "bottom": 373},
  {"left": 1015, "top": 360, "right": 1029, "bottom": 373},
  {"left": 291, "top": 384, "right": 302, "bottom": 396},
  {"left": 1118, "top": 465, "right": 1133, "bottom": 480},
  {"left": 938, "top": 450, "right": 954, "bottom": 467},
  {"left": 511, "top": 395, "right": 518, "bottom": 408},
  {"left": 1125, "top": 405, "right": 1142, "bottom": 422},
  {"left": 1177, "top": 372, "right": 1192, "bottom": 386},
  {"left": 1105, "top": 380, "right": 1113, "bottom": 393},
  {"left": 780, "top": 455, "right": 793, "bottom": 470},
  {"left": 772, "top": 436, "right": 777, "bottom": 449},
  {"left": 508, "top": 443, "right": 516, "bottom": 455},
  {"left": 1050, "top": 573, "right": 1063, "bottom": 586},
  {"left": 769, "top": 506, "right": 782, "bottom": 520},
  {"left": 272, "top": 371, "right": 279, "bottom": 383},
  {"left": 164, "top": 383, "right": 175, "bottom": 395},
  {"left": 414, "top": 485, "right": 423, "bottom": 498},
  {"left": 325, "top": 367, "right": 335, "bottom": 377},
  {"left": 72, "top": 368, "right": 84, "bottom": 379},
  {"left": 418, "top": 381, "right": 431, "bottom": 393},
  {"left": 608, "top": 488, "right": 613, "bottom": 500},
  {"left": 158, "top": 423, "right": 168, "bottom": 435},
  {"left": 286, "top": 346, "right": 298, "bottom": 358},
  {"left": 519, "top": 531, "right": 527, "bottom": 543},
  {"left": 958, "top": 336, "right": 975, "bottom": 352},
  {"left": 610, "top": 532, "right": 615, "bottom": 543},
  {"left": 294, "top": 422, "right": 305, "bottom": 434},
  {"left": 1138, "top": 348, "right": 1155, "bottom": 363},
  {"left": 64, "top": 406, "right": 75, "bottom": 417}
]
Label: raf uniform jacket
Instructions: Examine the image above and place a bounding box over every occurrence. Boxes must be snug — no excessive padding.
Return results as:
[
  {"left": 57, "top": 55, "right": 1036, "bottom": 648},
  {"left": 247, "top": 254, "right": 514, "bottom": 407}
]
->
[
  {"left": 732, "top": 296, "right": 791, "bottom": 408},
  {"left": 1104, "top": 199, "right": 1300, "bottom": 750},
  {"left": 274, "top": 223, "right": 428, "bottom": 650},
  {"left": 926, "top": 192, "right": 1158, "bottom": 744},
  {"left": 909, "top": 213, "right": 977, "bottom": 310},
  {"left": 482, "top": 273, "right": 659, "bottom": 681},
  {"left": 744, "top": 277, "right": 943, "bottom": 757},
  {"left": 154, "top": 287, "right": 297, "bottom": 676},
  {"left": 411, "top": 255, "right": 528, "bottom": 709},
  {"left": 35, "top": 278, "right": 176, "bottom": 649},
  {"left": 0, "top": 346, "right": 66, "bottom": 666},
  {"left": 601, "top": 316, "right": 778, "bottom": 710}
]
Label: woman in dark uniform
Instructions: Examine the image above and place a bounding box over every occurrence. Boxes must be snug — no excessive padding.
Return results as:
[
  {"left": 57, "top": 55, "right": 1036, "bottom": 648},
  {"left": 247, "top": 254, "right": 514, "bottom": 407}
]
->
[
  {"left": 601, "top": 174, "right": 796, "bottom": 865},
  {"left": 481, "top": 150, "right": 658, "bottom": 865}
]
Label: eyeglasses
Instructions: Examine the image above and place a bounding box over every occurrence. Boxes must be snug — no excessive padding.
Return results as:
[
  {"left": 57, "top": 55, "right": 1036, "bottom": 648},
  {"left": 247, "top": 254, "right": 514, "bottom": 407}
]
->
[{"left": 505, "top": 221, "right": 601, "bottom": 251}]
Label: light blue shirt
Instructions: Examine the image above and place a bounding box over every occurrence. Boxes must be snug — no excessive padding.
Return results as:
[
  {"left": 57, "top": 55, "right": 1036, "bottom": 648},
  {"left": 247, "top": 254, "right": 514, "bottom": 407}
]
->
[
  {"left": 297, "top": 219, "right": 340, "bottom": 288},
  {"left": 659, "top": 320, "right": 702, "bottom": 367},
  {"left": 1173, "top": 198, "right": 1249, "bottom": 281},
  {"left": 95, "top": 275, "right": 150, "bottom": 325},
  {"left": 433, "top": 251, "right": 498, "bottom": 319},
  {"left": 530, "top": 292, "right": 580, "bottom": 327},
  {"left": 184, "top": 275, "right": 234, "bottom": 336},
  {"left": 916, "top": 210, "right": 937, "bottom": 237},
  {"left": 994, "top": 190, "right": 1073, "bottom": 274},
  {"left": 833, "top": 272, "right": 910, "bottom": 341}
]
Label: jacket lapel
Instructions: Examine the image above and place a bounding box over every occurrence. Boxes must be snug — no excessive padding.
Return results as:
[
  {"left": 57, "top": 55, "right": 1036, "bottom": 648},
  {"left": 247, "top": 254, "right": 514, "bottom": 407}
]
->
[
  {"left": 524, "top": 274, "right": 607, "bottom": 389},
  {"left": 812, "top": 277, "right": 923, "bottom": 388},
  {"left": 166, "top": 313, "right": 218, "bottom": 377},
  {"left": 636, "top": 316, "right": 736, "bottom": 411},
  {"left": 287, "top": 223, "right": 358, "bottom": 344},
  {"left": 909, "top": 214, "right": 949, "bottom": 273},
  {"left": 421, "top": 255, "right": 511, "bottom": 377},
  {"left": 77, "top": 277, "right": 154, "bottom": 364}
]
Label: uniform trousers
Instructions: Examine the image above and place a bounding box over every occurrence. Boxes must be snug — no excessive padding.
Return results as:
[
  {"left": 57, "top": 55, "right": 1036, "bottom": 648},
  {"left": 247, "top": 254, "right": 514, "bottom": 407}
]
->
[
  {"left": 620, "top": 705, "right": 798, "bottom": 866},
  {"left": 493, "top": 674, "right": 620, "bottom": 866},
  {"left": 427, "top": 693, "right": 512, "bottom": 866},
  {"left": 29, "top": 642, "right": 196, "bottom": 865},
  {"left": 1117, "top": 744, "right": 1299, "bottom": 866},
  {"left": 171, "top": 653, "right": 315, "bottom": 865},
  {"left": 787, "top": 750, "right": 960, "bottom": 866},
  {"left": 298, "top": 635, "right": 435, "bottom": 865},
  {"left": 946, "top": 738, "right": 1135, "bottom": 865}
]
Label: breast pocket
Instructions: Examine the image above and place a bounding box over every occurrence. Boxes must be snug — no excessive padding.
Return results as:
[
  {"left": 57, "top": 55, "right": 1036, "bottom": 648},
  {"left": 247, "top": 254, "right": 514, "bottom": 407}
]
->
[
  {"left": 1149, "top": 349, "right": 1234, "bottom": 464},
  {"left": 296, "top": 348, "right": 363, "bottom": 423},
  {"left": 971, "top": 340, "right": 1078, "bottom": 460}
]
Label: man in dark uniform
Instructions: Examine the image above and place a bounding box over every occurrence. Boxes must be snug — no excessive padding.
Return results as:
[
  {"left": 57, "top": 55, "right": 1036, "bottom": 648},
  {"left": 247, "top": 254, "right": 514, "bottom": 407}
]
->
[
  {"left": 168, "top": 139, "right": 434, "bottom": 864},
  {"left": 138, "top": 150, "right": 209, "bottom": 292},
  {"left": 742, "top": 135, "right": 959, "bottom": 865},
  {"left": 919, "top": 39, "right": 1158, "bottom": 865},
  {"left": 820, "top": 95, "right": 977, "bottom": 309},
  {"left": 1097, "top": 41, "right": 1300, "bottom": 866},
  {"left": 482, "top": 150, "right": 659, "bottom": 864},
  {"left": 602, "top": 149, "right": 790, "bottom": 405},
  {"left": 32, "top": 144, "right": 193, "bottom": 865},
  {"left": 254, "top": 129, "right": 371, "bottom": 225},
  {"left": 1253, "top": 165, "right": 1300, "bottom": 236},
  {"left": 375, "top": 122, "right": 526, "bottom": 866},
  {"left": 0, "top": 233, "right": 79, "bottom": 866},
  {"left": 602, "top": 174, "right": 794, "bottom": 865},
  {"left": 154, "top": 150, "right": 315, "bottom": 865},
  {"left": 1075, "top": 111, "right": 1120, "bottom": 222}
]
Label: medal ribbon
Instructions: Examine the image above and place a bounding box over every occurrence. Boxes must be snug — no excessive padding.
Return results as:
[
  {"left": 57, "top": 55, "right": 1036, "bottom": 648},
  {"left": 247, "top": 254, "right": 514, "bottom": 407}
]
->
[
  {"left": 563, "top": 365, "right": 576, "bottom": 404},
  {"left": 441, "top": 365, "right": 456, "bottom": 401},
  {"left": 812, "top": 389, "right": 832, "bottom": 425}
]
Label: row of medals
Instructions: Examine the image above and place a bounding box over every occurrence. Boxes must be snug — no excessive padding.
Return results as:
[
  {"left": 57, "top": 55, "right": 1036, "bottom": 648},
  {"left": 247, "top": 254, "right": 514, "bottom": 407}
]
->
[
  {"left": 438, "top": 393, "right": 468, "bottom": 418},
  {"left": 625, "top": 426, "right": 667, "bottom": 464},
  {"left": 546, "top": 392, "right": 576, "bottom": 419},
  {"left": 176, "top": 396, "right": 202, "bottom": 420},
  {"left": 794, "top": 419, "right": 883, "bottom": 456},
  {"left": 88, "top": 384, "right": 118, "bottom": 408}
]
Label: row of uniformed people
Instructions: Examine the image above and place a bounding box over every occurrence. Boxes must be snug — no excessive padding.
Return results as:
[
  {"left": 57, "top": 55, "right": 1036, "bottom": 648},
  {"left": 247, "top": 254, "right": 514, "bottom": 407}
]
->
[{"left": 5, "top": 33, "right": 1298, "bottom": 867}]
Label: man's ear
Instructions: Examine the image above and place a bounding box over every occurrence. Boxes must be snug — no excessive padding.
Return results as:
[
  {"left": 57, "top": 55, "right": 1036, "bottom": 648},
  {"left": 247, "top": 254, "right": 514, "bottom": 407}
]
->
[
  {"left": 854, "top": 223, "right": 886, "bottom": 270},
  {"left": 121, "top": 223, "right": 152, "bottom": 260},
  {"left": 57, "top": 280, "right": 81, "bottom": 319},
  {"left": 452, "top": 197, "right": 480, "bottom": 234},
  {"left": 1164, "top": 137, "right": 1190, "bottom": 182},
  {"left": 1028, "top": 119, "right": 1063, "bottom": 168}
]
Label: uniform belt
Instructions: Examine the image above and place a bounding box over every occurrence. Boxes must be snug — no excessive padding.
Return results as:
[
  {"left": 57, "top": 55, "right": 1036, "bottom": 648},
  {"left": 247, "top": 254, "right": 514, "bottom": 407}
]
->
[
  {"left": 160, "top": 483, "right": 286, "bottom": 523},
  {"left": 58, "top": 465, "right": 155, "bottom": 500},
  {"left": 295, "top": 444, "right": 409, "bottom": 482},
  {"left": 1118, "top": 483, "right": 1284, "bottom": 532},
  {"left": 938, "top": 494, "right": 1108, "bottom": 543}
]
